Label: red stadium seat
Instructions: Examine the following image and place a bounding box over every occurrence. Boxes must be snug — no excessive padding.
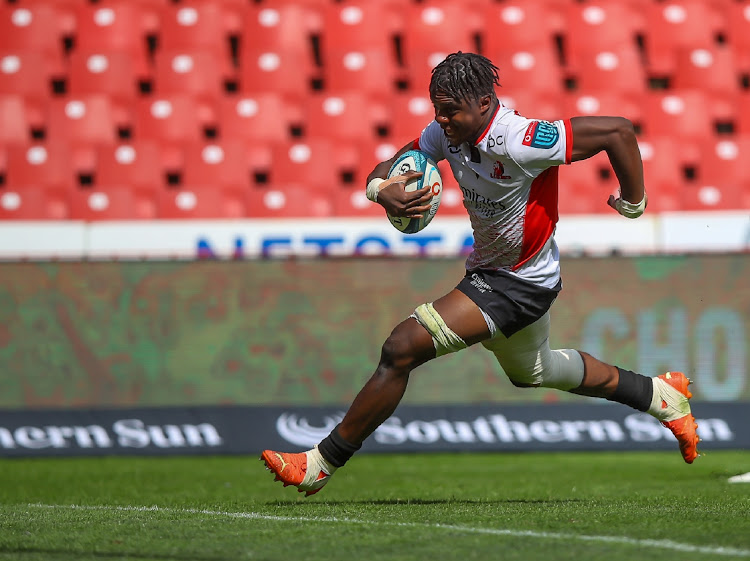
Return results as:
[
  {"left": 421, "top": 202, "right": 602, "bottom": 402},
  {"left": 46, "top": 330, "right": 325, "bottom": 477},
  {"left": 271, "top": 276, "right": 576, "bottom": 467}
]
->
[
  {"left": 642, "top": 0, "right": 725, "bottom": 76},
  {"left": 247, "top": 186, "right": 334, "bottom": 218},
  {"left": 635, "top": 136, "right": 688, "bottom": 213},
  {"left": 45, "top": 95, "right": 119, "bottom": 146},
  {"left": 158, "top": 185, "right": 247, "bottom": 219},
  {"left": 0, "top": 95, "right": 31, "bottom": 146},
  {"left": 684, "top": 135, "right": 750, "bottom": 210},
  {"left": 269, "top": 139, "right": 338, "bottom": 192},
  {"left": 240, "top": 49, "right": 315, "bottom": 100},
  {"left": 489, "top": 46, "right": 566, "bottom": 95},
  {"left": 94, "top": 141, "right": 164, "bottom": 192},
  {"left": 641, "top": 91, "right": 714, "bottom": 140},
  {"left": 562, "top": 91, "right": 644, "bottom": 130},
  {"left": 571, "top": 45, "right": 647, "bottom": 94},
  {"left": 0, "top": 51, "right": 58, "bottom": 117},
  {"left": 500, "top": 90, "right": 566, "bottom": 122},
  {"left": 400, "top": 1, "right": 481, "bottom": 92},
  {"left": 304, "top": 93, "right": 388, "bottom": 141},
  {"left": 482, "top": 1, "right": 565, "bottom": 53},
  {"left": 558, "top": 153, "right": 617, "bottom": 215},
  {"left": 157, "top": 1, "right": 234, "bottom": 56},
  {"left": 69, "top": 185, "right": 157, "bottom": 220},
  {"left": 737, "top": 94, "right": 750, "bottom": 135},
  {"left": 133, "top": 96, "right": 209, "bottom": 145},
  {"left": 563, "top": 2, "right": 644, "bottom": 72},
  {"left": 388, "top": 93, "right": 434, "bottom": 147},
  {"left": 0, "top": 185, "right": 70, "bottom": 220},
  {"left": 0, "top": 4, "right": 66, "bottom": 69},
  {"left": 215, "top": 94, "right": 295, "bottom": 143},
  {"left": 72, "top": 2, "right": 153, "bottom": 73},
  {"left": 153, "top": 49, "right": 226, "bottom": 102},
  {"left": 320, "top": 1, "right": 402, "bottom": 53},
  {"left": 180, "top": 140, "right": 251, "bottom": 190},
  {"left": 724, "top": 1, "right": 750, "bottom": 72},
  {"left": 5, "top": 143, "right": 75, "bottom": 189},
  {"left": 671, "top": 46, "right": 740, "bottom": 93},
  {"left": 67, "top": 50, "right": 144, "bottom": 109},
  {"left": 242, "top": 3, "right": 321, "bottom": 62},
  {"left": 322, "top": 48, "right": 399, "bottom": 97}
]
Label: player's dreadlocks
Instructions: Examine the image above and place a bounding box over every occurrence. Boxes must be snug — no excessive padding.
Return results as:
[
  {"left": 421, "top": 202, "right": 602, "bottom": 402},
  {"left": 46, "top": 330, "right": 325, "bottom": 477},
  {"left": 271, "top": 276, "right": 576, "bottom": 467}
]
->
[{"left": 429, "top": 52, "right": 500, "bottom": 104}]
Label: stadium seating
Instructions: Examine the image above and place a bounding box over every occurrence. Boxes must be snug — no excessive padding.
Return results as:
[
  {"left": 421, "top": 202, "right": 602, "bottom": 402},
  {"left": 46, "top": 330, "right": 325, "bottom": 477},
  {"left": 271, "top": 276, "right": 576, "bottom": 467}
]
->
[{"left": 2, "top": 0, "right": 750, "bottom": 220}]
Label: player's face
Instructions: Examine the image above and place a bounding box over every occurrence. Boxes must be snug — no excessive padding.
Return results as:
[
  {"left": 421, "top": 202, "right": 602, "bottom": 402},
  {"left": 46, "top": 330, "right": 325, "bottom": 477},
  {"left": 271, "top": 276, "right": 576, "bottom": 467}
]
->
[{"left": 431, "top": 92, "right": 489, "bottom": 146}]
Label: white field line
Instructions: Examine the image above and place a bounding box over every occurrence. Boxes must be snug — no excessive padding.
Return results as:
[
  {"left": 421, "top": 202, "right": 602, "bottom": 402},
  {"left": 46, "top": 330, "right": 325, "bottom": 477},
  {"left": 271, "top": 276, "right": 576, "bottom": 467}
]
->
[{"left": 25, "top": 503, "right": 750, "bottom": 558}]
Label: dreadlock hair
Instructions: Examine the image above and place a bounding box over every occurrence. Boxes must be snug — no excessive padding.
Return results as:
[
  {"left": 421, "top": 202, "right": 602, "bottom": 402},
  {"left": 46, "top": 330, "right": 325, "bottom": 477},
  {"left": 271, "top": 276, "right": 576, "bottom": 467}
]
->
[{"left": 429, "top": 52, "right": 500, "bottom": 105}]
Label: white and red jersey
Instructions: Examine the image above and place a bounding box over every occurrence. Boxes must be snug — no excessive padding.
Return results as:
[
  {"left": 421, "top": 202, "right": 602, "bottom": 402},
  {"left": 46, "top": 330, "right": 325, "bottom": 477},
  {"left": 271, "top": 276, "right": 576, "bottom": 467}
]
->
[{"left": 416, "top": 103, "right": 572, "bottom": 288}]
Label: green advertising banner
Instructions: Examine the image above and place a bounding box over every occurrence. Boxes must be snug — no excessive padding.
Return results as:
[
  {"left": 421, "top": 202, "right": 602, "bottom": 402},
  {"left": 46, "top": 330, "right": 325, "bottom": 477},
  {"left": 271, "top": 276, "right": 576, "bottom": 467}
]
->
[{"left": 1, "top": 255, "right": 748, "bottom": 409}]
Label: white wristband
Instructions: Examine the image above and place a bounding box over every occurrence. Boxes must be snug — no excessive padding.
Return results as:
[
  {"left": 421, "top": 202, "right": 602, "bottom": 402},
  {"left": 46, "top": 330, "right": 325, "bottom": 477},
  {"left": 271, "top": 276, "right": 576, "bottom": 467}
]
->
[
  {"left": 366, "top": 177, "right": 385, "bottom": 202},
  {"left": 615, "top": 192, "right": 647, "bottom": 219}
]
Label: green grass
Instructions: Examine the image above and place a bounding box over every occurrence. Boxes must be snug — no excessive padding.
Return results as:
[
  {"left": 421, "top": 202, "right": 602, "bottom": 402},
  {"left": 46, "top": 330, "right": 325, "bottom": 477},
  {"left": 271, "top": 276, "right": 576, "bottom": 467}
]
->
[{"left": 1, "top": 451, "right": 749, "bottom": 561}]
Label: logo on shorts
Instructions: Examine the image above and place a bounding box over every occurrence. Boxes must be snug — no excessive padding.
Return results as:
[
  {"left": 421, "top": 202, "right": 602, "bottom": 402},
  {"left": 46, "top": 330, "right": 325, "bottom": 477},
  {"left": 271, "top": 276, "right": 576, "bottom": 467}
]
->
[
  {"left": 470, "top": 273, "right": 493, "bottom": 294},
  {"left": 522, "top": 121, "right": 559, "bottom": 149}
]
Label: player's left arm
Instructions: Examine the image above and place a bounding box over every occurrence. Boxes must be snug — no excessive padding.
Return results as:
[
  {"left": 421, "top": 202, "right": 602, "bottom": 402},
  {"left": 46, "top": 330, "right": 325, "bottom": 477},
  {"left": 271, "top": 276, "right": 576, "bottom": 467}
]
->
[{"left": 570, "top": 116, "right": 646, "bottom": 218}]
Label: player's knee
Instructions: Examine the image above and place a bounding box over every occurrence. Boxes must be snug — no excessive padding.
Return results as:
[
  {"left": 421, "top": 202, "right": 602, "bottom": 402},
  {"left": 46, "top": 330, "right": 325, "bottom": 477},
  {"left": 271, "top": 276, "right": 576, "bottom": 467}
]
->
[{"left": 379, "top": 329, "right": 421, "bottom": 374}]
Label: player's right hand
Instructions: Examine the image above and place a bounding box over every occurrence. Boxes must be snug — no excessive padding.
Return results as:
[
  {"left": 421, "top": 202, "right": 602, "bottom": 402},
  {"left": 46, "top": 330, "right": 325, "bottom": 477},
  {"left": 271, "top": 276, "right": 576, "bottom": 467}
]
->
[{"left": 376, "top": 171, "right": 432, "bottom": 218}]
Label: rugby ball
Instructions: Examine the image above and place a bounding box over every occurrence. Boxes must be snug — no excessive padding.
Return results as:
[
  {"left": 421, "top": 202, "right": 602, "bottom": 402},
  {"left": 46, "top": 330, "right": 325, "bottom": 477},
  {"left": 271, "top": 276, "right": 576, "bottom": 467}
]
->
[{"left": 386, "top": 150, "right": 442, "bottom": 234}]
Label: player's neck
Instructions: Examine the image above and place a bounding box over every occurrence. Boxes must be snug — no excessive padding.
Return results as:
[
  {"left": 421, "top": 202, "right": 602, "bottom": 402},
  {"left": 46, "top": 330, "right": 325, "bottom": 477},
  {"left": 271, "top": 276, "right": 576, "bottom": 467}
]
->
[{"left": 467, "top": 98, "right": 499, "bottom": 147}]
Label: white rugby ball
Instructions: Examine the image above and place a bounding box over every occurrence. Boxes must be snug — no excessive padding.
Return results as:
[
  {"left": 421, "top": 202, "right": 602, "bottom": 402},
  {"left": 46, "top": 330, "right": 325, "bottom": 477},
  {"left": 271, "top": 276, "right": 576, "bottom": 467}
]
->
[{"left": 386, "top": 150, "right": 442, "bottom": 234}]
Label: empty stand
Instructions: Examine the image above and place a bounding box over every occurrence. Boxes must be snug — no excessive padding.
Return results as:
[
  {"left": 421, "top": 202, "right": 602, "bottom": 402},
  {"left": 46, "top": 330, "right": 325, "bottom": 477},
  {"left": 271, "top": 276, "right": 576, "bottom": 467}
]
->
[
  {"left": 240, "top": 48, "right": 315, "bottom": 100},
  {"left": 571, "top": 45, "right": 648, "bottom": 94},
  {"left": 0, "top": 95, "right": 31, "bottom": 146},
  {"left": 641, "top": 90, "right": 715, "bottom": 139},
  {"left": 180, "top": 140, "right": 251, "bottom": 190},
  {"left": 487, "top": 45, "right": 566, "bottom": 94},
  {"left": 1, "top": 3, "right": 67, "bottom": 71},
  {"left": 498, "top": 90, "right": 566, "bottom": 122},
  {"left": 153, "top": 49, "right": 227, "bottom": 102},
  {"left": 642, "top": 0, "right": 725, "bottom": 76},
  {"left": 0, "top": 186, "right": 70, "bottom": 220},
  {"left": 45, "top": 95, "right": 119, "bottom": 146},
  {"left": 247, "top": 186, "right": 334, "bottom": 219},
  {"left": 67, "top": 50, "right": 144, "bottom": 108},
  {"left": 671, "top": 46, "right": 740, "bottom": 93},
  {"left": 94, "top": 141, "right": 163, "bottom": 192},
  {"left": 400, "top": 1, "right": 481, "bottom": 92},
  {"left": 0, "top": 51, "right": 59, "bottom": 120},
  {"left": 304, "top": 92, "right": 388, "bottom": 141},
  {"left": 269, "top": 139, "right": 338, "bottom": 191},
  {"left": 69, "top": 186, "right": 157, "bottom": 220},
  {"left": 215, "top": 94, "right": 295, "bottom": 143},
  {"left": 482, "top": 1, "right": 565, "bottom": 53},
  {"left": 322, "top": 48, "right": 399, "bottom": 98},
  {"left": 563, "top": 2, "right": 644, "bottom": 72},
  {"left": 724, "top": 1, "right": 750, "bottom": 72},
  {"left": 158, "top": 185, "right": 247, "bottom": 219},
  {"left": 5, "top": 144, "right": 75, "bottom": 190},
  {"left": 133, "top": 95, "right": 210, "bottom": 145}
]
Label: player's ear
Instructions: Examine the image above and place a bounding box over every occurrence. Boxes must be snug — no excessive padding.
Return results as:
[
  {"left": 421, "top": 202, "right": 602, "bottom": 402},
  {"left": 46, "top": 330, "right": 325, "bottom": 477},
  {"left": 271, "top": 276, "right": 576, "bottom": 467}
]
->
[{"left": 478, "top": 94, "right": 493, "bottom": 115}]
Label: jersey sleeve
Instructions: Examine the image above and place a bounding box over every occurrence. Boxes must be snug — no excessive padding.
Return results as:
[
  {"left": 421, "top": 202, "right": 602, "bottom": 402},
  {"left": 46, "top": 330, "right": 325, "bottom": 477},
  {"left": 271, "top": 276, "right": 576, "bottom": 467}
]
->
[
  {"left": 415, "top": 121, "right": 446, "bottom": 163},
  {"left": 503, "top": 116, "right": 572, "bottom": 177}
]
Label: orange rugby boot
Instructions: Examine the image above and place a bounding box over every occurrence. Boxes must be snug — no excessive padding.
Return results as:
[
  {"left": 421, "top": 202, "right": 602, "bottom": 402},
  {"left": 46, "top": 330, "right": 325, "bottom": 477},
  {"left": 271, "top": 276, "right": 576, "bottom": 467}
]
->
[
  {"left": 260, "top": 446, "right": 336, "bottom": 496},
  {"left": 649, "top": 372, "right": 700, "bottom": 464}
]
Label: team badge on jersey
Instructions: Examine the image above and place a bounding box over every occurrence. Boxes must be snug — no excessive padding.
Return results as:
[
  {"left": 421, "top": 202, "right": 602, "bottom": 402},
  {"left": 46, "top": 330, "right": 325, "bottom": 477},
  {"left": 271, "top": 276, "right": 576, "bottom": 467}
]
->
[{"left": 522, "top": 121, "right": 559, "bottom": 149}]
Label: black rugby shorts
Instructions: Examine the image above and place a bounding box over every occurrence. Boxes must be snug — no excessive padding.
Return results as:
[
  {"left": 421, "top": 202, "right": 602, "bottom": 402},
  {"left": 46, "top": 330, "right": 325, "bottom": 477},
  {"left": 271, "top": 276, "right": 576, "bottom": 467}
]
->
[{"left": 456, "top": 268, "right": 562, "bottom": 338}]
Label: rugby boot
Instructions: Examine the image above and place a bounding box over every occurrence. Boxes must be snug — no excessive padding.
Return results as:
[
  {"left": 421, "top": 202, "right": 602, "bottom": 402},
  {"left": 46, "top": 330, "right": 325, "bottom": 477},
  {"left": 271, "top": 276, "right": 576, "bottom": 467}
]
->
[
  {"left": 260, "top": 445, "right": 336, "bottom": 496},
  {"left": 649, "top": 372, "right": 700, "bottom": 464}
]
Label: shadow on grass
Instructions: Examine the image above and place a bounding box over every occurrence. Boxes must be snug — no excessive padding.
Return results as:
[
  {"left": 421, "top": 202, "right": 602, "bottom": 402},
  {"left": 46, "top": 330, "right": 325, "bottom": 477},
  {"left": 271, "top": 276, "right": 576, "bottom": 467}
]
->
[
  {"left": 267, "top": 498, "right": 584, "bottom": 506},
  {"left": 0, "top": 547, "right": 227, "bottom": 561}
]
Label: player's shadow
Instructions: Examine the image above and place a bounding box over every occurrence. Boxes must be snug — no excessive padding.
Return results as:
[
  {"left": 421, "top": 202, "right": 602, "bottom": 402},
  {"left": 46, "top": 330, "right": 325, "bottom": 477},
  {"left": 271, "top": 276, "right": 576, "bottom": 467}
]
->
[{"left": 268, "top": 498, "right": 584, "bottom": 506}]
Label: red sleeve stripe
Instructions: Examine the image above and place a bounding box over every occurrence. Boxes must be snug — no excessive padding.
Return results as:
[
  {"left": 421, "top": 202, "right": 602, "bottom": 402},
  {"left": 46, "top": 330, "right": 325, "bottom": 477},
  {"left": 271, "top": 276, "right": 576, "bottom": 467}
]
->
[
  {"left": 412, "top": 138, "right": 421, "bottom": 150},
  {"left": 564, "top": 119, "right": 573, "bottom": 164}
]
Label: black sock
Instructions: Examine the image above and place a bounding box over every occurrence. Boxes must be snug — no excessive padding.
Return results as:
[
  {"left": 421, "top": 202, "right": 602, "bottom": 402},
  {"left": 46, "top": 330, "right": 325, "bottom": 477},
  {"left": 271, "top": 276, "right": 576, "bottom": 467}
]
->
[
  {"left": 317, "top": 424, "right": 361, "bottom": 468},
  {"left": 607, "top": 367, "right": 653, "bottom": 412}
]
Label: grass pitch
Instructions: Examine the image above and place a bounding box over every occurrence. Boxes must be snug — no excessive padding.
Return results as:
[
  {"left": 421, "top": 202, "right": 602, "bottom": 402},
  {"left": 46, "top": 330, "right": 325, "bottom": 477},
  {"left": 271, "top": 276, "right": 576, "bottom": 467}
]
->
[{"left": 1, "top": 451, "right": 749, "bottom": 561}]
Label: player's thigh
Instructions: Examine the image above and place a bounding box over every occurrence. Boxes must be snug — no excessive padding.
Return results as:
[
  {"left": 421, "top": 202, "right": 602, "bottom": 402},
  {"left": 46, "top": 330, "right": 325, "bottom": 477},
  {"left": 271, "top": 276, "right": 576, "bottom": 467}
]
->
[
  {"left": 482, "top": 312, "right": 552, "bottom": 375},
  {"left": 431, "top": 288, "right": 492, "bottom": 346}
]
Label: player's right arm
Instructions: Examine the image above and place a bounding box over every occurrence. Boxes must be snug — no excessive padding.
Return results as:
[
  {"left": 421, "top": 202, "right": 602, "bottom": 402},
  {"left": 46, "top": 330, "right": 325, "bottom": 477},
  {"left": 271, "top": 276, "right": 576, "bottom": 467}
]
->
[{"left": 365, "top": 142, "right": 432, "bottom": 219}]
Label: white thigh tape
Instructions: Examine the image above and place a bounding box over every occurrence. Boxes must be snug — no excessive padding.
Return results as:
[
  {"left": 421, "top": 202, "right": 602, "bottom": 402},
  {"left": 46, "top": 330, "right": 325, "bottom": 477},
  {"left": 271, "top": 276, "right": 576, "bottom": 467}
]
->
[{"left": 412, "top": 302, "right": 467, "bottom": 357}]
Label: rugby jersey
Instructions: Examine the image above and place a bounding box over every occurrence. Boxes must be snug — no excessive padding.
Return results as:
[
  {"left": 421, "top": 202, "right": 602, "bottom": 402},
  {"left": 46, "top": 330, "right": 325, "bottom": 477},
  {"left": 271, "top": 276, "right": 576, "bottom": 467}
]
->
[{"left": 416, "top": 103, "right": 573, "bottom": 288}]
